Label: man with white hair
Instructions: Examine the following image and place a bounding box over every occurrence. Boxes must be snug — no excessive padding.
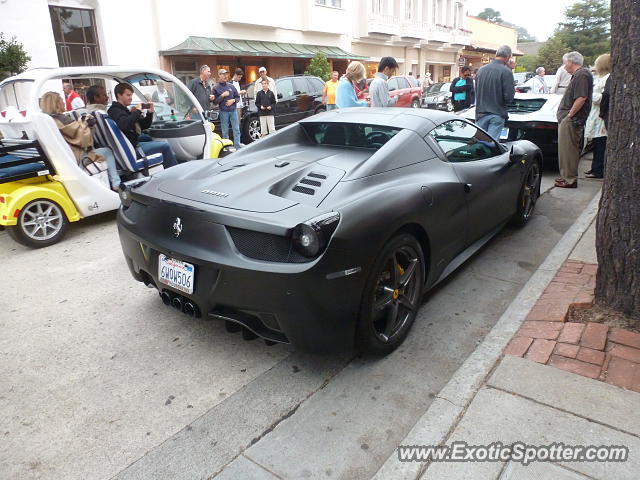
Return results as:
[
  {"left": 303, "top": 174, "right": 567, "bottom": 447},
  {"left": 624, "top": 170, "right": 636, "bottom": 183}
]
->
[
  {"left": 254, "top": 67, "right": 277, "bottom": 102},
  {"left": 551, "top": 54, "right": 572, "bottom": 94},
  {"left": 530, "top": 67, "right": 549, "bottom": 94},
  {"left": 474, "top": 45, "right": 515, "bottom": 140},
  {"left": 555, "top": 51, "right": 593, "bottom": 189}
]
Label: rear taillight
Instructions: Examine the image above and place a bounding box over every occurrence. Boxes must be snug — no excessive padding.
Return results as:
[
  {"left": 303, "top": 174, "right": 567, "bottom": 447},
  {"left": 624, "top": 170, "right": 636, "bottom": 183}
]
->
[
  {"left": 0, "top": 111, "right": 5, "bottom": 118},
  {"left": 0, "top": 196, "right": 4, "bottom": 203},
  {"left": 19, "top": 110, "right": 27, "bottom": 117}
]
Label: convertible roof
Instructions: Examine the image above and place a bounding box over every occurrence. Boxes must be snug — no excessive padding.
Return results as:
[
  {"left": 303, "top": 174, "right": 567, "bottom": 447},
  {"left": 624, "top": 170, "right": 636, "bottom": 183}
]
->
[{"left": 301, "top": 108, "right": 460, "bottom": 135}]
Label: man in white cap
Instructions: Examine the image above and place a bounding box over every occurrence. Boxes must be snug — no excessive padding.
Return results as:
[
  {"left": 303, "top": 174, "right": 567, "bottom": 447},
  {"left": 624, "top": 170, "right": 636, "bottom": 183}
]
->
[{"left": 254, "top": 67, "right": 277, "bottom": 102}]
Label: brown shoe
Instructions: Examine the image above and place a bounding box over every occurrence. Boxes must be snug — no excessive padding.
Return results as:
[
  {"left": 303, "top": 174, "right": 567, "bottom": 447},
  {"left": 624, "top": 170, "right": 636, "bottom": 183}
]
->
[{"left": 555, "top": 179, "right": 578, "bottom": 188}]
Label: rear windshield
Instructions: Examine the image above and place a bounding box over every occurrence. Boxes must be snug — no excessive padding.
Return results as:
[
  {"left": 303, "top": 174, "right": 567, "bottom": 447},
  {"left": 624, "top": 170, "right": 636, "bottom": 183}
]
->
[
  {"left": 302, "top": 123, "right": 401, "bottom": 149},
  {"left": 507, "top": 98, "right": 547, "bottom": 114}
]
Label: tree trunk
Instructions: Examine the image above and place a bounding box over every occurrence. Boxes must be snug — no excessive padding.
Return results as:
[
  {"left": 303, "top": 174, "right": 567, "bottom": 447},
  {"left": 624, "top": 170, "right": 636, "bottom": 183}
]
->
[{"left": 595, "top": 0, "right": 640, "bottom": 318}]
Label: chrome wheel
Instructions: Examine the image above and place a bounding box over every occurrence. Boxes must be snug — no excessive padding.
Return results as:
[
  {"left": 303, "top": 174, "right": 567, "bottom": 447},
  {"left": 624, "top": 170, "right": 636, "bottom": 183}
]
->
[
  {"left": 446, "top": 99, "right": 454, "bottom": 112},
  {"left": 248, "top": 118, "right": 261, "bottom": 142},
  {"left": 371, "top": 245, "right": 422, "bottom": 343},
  {"left": 411, "top": 99, "right": 420, "bottom": 108},
  {"left": 20, "top": 200, "right": 64, "bottom": 241}
]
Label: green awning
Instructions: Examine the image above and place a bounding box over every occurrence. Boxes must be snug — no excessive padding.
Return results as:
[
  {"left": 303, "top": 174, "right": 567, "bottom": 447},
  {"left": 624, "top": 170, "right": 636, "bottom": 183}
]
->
[{"left": 160, "top": 36, "right": 367, "bottom": 60}]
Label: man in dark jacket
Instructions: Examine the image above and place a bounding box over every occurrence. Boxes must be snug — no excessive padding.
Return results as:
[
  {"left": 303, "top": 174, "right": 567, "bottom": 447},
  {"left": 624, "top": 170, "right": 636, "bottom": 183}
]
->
[
  {"left": 107, "top": 83, "right": 178, "bottom": 168},
  {"left": 449, "top": 66, "right": 475, "bottom": 112},
  {"left": 188, "top": 65, "right": 215, "bottom": 112},
  {"left": 212, "top": 68, "right": 241, "bottom": 149},
  {"left": 474, "top": 45, "right": 515, "bottom": 140},
  {"left": 254, "top": 79, "right": 277, "bottom": 136}
]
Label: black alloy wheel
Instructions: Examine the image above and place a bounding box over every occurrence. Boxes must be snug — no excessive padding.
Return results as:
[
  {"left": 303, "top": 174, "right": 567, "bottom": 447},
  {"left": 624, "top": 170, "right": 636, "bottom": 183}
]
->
[
  {"left": 512, "top": 161, "right": 541, "bottom": 227},
  {"left": 357, "top": 234, "right": 425, "bottom": 355}
]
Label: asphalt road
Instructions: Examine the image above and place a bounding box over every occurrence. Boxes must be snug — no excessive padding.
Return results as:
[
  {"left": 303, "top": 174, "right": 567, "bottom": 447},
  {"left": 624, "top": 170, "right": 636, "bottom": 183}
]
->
[{"left": 0, "top": 160, "right": 600, "bottom": 480}]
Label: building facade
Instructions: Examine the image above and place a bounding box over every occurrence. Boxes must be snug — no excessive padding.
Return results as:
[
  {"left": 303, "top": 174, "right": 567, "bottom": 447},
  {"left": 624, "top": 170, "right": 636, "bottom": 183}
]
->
[
  {"left": 351, "top": 0, "right": 472, "bottom": 82},
  {"left": 2, "top": 0, "right": 497, "bottom": 87},
  {"left": 460, "top": 16, "right": 521, "bottom": 74}
]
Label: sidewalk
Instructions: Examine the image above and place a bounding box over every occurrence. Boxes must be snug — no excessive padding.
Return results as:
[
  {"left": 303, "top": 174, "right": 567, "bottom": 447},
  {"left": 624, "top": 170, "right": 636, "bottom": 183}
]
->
[{"left": 375, "top": 191, "right": 640, "bottom": 479}]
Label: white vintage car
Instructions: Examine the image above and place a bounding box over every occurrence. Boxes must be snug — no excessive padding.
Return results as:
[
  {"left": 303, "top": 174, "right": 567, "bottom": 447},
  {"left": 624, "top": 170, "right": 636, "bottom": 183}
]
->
[
  {"left": 459, "top": 93, "right": 562, "bottom": 164},
  {"left": 0, "top": 66, "right": 232, "bottom": 248}
]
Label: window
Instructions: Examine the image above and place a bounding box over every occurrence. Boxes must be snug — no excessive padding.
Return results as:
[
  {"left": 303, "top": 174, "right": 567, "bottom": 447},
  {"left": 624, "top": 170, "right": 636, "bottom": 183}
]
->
[
  {"left": 429, "top": 120, "right": 499, "bottom": 162},
  {"left": 315, "top": 0, "right": 342, "bottom": 7},
  {"left": 308, "top": 77, "right": 325, "bottom": 94},
  {"left": 387, "top": 77, "right": 399, "bottom": 91},
  {"left": 404, "top": 0, "right": 413, "bottom": 20},
  {"left": 276, "top": 78, "right": 294, "bottom": 99},
  {"left": 372, "top": 0, "right": 382, "bottom": 14},
  {"left": 303, "top": 123, "right": 401, "bottom": 149},
  {"left": 49, "top": 6, "right": 102, "bottom": 67},
  {"left": 396, "top": 77, "right": 410, "bottom": 89},
  {"left": 292, "top": 78, "right": 309, "bottom": 95}
]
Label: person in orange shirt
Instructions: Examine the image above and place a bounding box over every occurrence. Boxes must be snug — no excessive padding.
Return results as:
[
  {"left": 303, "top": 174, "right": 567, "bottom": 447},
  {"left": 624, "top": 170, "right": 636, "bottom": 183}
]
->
[{"left": 322, "top": 71, "right": 340, "bottom": 111}]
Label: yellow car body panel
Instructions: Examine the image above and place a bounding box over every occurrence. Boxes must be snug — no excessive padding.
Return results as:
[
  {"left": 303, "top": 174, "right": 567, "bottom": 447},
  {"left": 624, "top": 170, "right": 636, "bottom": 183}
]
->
[
  {"left": 0, "top": 176, "right": 80, "bottom": 226},
  {"left": 209, "top": 123, "right": 234, "bottom": 158}
]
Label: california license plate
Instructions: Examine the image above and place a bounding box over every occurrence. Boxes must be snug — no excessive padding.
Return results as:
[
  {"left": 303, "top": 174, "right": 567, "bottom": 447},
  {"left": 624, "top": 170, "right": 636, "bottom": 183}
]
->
[
  {"left": 158, "top": 254, "right": 194, "bottom": 294},
  {"left": 500, "top": 127, "right": 509, "bottom": 140}
]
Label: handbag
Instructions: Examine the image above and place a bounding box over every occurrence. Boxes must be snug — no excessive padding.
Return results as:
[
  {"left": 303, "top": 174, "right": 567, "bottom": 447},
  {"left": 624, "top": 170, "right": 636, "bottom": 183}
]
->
[{"left": 79, "top": 149, "right": 107, "bottom": 175}]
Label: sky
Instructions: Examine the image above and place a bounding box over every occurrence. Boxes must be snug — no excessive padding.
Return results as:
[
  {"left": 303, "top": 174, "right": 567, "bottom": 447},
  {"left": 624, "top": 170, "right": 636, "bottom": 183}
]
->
[{"left": 465, "top": 0, "right": 578, "bottom": 41}]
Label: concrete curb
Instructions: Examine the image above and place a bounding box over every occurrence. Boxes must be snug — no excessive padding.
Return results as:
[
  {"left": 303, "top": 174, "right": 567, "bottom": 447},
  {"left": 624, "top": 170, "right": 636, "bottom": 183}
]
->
[{"left": 372, "top": 190, "right": 602, "bottom": 480}]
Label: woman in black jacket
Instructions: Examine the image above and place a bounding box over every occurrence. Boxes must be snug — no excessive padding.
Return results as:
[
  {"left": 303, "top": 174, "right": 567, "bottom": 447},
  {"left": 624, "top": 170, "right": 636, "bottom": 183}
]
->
[{"left": 449, "top": 66, "right": 475, "bottom": 112}]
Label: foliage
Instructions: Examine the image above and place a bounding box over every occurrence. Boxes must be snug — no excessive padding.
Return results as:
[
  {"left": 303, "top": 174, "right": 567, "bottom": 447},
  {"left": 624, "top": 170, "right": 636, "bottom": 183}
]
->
[
  {"left": 516, "top": 54, "right": 539, "bottom": 73},
  {"left": 476, "top": 8, "right": 503, "bottom": 23},
  {"left": 0, "top": 33, "right": 30, "bottom": 81},
  {"left": 556, "top": 0, "right": 610, "bottom": 65},
  {"left": 304, "top": 52, "right": 331, "bottom": 82},
  {"left": 475, "top": 8, "right": 537, "bottom": 43},
  {"left": 536, "top": 35, "right": 569, "bottom": 72}
]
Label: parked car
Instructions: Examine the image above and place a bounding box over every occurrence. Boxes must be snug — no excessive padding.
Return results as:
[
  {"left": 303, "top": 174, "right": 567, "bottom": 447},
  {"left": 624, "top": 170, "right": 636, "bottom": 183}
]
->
[
  {"left": 423, "top": 82, "right": 453, "bottom": 111},
  {"left": 242, "top": 75, "right": 325, "bottom": 143},
  {"left": 0, "top": 66, "right": 233, "bottom": 248},
  {"left": 459, "top": 92, "right": 562, "bottom": 162},
  {"left": 516, "top": 75, "right": 557, "bottom": 93},
  {"left": 513, "top": 72, "right": 534, "bottom": 86},
  {"left": 387, "top": 75, "right": 423, "bottom": 108},
  {"left": 117, "top": 108, "right": 542, "bottom": 355}
]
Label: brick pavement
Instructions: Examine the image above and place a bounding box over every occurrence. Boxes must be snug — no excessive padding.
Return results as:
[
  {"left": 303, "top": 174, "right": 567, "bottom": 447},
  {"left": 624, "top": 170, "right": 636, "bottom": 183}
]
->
[{"left": 504, "top": 260, "right": 640, "bottom": 393}]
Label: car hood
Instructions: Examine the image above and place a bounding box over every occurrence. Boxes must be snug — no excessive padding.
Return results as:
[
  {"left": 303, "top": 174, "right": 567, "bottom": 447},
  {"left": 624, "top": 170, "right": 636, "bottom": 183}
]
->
[{"left": 156, "top": 152, "right": 353, "bottom": 213}]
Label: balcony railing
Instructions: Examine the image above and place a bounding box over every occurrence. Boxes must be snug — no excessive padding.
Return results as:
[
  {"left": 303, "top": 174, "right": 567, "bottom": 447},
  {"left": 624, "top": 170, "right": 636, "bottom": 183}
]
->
[{"left": 367, "top": 13, "right": 401, "bottom": 35}]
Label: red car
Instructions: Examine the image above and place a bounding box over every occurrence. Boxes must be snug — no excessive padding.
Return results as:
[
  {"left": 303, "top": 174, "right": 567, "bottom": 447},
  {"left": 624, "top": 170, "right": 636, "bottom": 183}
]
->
[{"left": 388, "top": 75, "right": 423, "bottom": 108}]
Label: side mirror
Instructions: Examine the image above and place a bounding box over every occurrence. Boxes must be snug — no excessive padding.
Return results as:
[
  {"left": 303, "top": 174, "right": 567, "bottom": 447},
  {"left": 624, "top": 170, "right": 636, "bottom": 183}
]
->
[
  {"left": 509, "top": 145, "right": 524, "bottom": 164},
  {"left": 277, "top": 93, "right": 283, "bottom": 99}
]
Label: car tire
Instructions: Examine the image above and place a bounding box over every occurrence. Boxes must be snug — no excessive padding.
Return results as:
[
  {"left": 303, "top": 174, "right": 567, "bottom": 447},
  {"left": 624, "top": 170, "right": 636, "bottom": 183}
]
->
[
  {"left": 411, "top": 99, "right": 421, "bottom": 109},
  {"left": 356, "top": 233, "right": 425, "bottom": 355},
  {"left": 242, "top": 116, "right": 261, "bottom": 144},
  {"left": 511, "top": 160, "right": 541, "bottom": 227},
  {"left": 6, "top": 198, "right": 68, "bottom": 248},
  {"left": 446, "top": 99, "right": 454, "bottom": 112}
]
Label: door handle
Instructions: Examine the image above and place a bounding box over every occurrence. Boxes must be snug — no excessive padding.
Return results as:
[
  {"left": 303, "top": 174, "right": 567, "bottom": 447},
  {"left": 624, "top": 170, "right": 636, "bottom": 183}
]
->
[{"left": 464, "top": 183, "right": 472, "bottom": 193}]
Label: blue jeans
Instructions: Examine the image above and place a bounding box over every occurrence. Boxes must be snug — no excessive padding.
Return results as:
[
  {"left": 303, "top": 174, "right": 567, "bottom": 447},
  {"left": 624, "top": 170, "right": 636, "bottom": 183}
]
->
[
  {"left": 94, "top": 147, "right": 120, "bottom": 188},
  {"left": 139, "top": 141, "right": 178, "bottom": 168},
  {"left": 476, "top": 114, "right": 505, "bottom": 141},
  {"left": 219, "top": 109, "right": 241, "bottom": 148}
]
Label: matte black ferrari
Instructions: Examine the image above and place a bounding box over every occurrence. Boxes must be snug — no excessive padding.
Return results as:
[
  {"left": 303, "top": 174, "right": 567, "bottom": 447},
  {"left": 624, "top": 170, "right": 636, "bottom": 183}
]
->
[{"left": 117, "top": 108, "right": 542, "bottom": 354}]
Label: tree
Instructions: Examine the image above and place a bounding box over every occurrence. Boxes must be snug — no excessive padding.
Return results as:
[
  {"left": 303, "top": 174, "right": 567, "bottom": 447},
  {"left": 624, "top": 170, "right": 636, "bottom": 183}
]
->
[
  {"left": 475, "top": 9, "right": 536, "bottom": 43},
  {"left": 595, "top": 0, "right": 640, "bottom": 319},
  {"left": 557, "top": 0, "right": 610, "bottom": 65},
  {"left": 0, "top": 33, "right": 30, "bottom": 80},
  {"left": 516, "top": 54, "right": 538, "bottom": 73},
  {"left": 304, "top": 52, "right": 331, "bottom": 82},
  {"left": 536, "top": 35, "right": 569, "bottom": 72},
  {"left": 476, "top": 8, "right": 503, "bottom": 23}
]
